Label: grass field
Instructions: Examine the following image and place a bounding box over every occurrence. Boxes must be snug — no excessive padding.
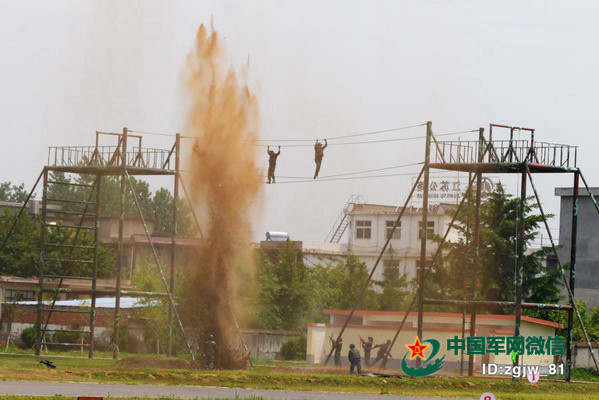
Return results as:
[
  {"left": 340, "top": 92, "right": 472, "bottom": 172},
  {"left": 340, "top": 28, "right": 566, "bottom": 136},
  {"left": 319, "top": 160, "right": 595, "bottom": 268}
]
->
[
  {"left": 0, "top": 397, "right": 267, "bottom": 400},
  {"left": 0, "top": 352, "right": 597, "bottom": 400}
]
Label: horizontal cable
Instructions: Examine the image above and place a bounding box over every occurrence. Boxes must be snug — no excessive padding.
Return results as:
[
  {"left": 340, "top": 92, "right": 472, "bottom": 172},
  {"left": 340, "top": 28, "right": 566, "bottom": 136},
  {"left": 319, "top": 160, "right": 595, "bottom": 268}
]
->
[
  {"left": 273, "top": 170, "right": 440, "bottom": 184},
  {"left": 128, "top": 130, "right": 177, "bottom": 137},
  {"left": 256, "top": 123, "right": 426, "bottom": 143},
  {"left": 270, "top": 162, "right": 424, "bottom": 180},
  {"left": 253, "top": 129, "right": 478, "bottom": 148}
]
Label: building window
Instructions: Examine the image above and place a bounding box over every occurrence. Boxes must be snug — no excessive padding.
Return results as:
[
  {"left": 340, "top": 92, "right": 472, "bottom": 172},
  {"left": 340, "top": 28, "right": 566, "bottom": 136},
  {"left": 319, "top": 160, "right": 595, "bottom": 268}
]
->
[
  {"left": 5, "top": 289, "right": 35, "bottom": 303},
  {"left": 386, "top": 220, "right": 401, "bottom": 239},
  {"left": 418, "top": 221, "right": 435, "bottom": 239},
  {"left": 383, "top": 259, "right": 400, "bottom": 279},
  {"left": 356, "top": 220, "right": 371, "bottom": 239}
]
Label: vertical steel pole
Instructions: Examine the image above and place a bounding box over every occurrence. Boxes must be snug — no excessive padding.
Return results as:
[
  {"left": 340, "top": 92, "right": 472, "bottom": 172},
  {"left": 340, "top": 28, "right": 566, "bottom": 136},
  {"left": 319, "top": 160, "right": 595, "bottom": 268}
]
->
[
  {"left": 167, "top": 134, "right": 180, "bottom": 357},
  {"left": 468, "top": 128, "right": 484, "bottom": 376},
  {"left": 416, "top": 121, "right": 432, "bottom": 367},
  {"left": 35, "top": 168, "right": 48, "bottom": 356},
  {"left": 89, "top": 174, "right": 101, "bottom": 358},
  {"left": 461, "top": 171, "right": 473, "bottom": 376},
  {"left": 566, "top": 170, "right": 579, "bottom": 382},
  {"left": 513, "top": 163, "right": 527, "bottom": 375},
  {"left": 113, "top": 127, "right": 128, "bottom": 359}
]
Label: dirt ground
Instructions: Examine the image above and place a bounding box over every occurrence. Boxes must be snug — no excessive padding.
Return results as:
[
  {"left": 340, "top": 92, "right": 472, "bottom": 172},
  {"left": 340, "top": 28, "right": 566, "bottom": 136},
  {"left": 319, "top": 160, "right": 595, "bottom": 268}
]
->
[{"left": 115, "top": 357, "right": 193, "bottom": 369}]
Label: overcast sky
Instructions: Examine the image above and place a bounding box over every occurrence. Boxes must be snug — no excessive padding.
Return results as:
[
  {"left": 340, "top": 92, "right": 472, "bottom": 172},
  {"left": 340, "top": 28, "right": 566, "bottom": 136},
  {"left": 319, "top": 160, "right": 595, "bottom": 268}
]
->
[{"left": 1, "top": 1, "right": 598, "bottom": 243}]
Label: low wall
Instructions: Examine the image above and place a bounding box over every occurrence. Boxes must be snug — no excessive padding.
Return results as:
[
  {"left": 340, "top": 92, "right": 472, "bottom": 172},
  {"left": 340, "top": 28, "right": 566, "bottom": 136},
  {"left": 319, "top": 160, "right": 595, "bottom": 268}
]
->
[
  {"left": 572, "top": 342, "right": 599, "bottom": 370},
  {"left": 241, "top": 329, "right": 302, "bottom": 360}
]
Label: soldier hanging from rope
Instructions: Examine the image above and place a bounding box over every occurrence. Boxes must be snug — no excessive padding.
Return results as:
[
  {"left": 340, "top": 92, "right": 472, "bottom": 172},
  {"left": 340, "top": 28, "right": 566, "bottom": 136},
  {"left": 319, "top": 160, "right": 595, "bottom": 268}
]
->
[
  {"left": 313, "top": 139, "right": 327, "bottom": 179},
  {"left": 267, "top": 145, "right": 281, "bottom": 184}
]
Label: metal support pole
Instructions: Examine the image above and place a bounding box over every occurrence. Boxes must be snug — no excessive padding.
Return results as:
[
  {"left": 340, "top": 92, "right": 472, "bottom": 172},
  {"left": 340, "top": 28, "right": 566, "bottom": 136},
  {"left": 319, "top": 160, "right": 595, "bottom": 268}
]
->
[
  {"left": 324, "top": 165, "right": 425, "bottom": 366},
  {"left": 89, "top": 174, "right": 101, "bottom": 358},
  {"left": 113, "top": 127, "right": 128, "bottom": 359},
  {"left": 167, "top": 134, "right": 180, "bottom": 356},
  {"left": 468, "top": 128, "right": 484, "bottom": 376},
  {"left": 461, "top": 171, "right": 472, "bottom": 376},
  {"left": 124, "top": 170, "right": 195, "bottom": 362},
  {"left": 382, "top": 173, "right": 477, "bottom": 369},
  {"left": 513, "top": 163, "right": 527, "bottom": 376},
  {"left": 178, "top": 174, "right": 204, "bottom": 238},
  {"left": 35, "top": 168, "right": 48, "bottom": 356},
  {"left": 416, "top": 121, "right": 432, "bottom": 368},
  {"left": 566, "top": 170, "right": 579, "bottom": 382}
]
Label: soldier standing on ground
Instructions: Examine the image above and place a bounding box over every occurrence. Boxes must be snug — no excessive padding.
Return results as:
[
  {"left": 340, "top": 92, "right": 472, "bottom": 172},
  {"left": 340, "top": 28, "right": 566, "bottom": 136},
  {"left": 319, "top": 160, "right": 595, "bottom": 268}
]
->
[
  {"left": 313, "top": 139, "right": 327, "bottom": 179},
  {"left": 360, "top": 336, "right": 374, "bottom": 367},
  {"left": 329, "top": 336, "right": 343, "bottom": 367},
  {"left": 348, "top": 344, "right": 362, "bottom": 375},
  {"left": 370, "top": 339, "right": 392, "bottom": 367},
  {"left": 267, "top": 146, "right": 281, "bottom": 184},
  {"left": 204, "top": 334, "right": 217, "bottom": 370}
]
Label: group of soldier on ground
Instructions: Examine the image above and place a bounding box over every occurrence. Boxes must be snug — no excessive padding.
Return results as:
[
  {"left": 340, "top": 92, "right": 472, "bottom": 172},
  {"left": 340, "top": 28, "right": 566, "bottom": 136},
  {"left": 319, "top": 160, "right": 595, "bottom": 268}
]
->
[
  {"left": 204, "top": 333, "right": 392, "bottom": 375},
  {"left": 267, "top": 139, "right": 327, "bottom": 183},
  {"left": 330, "top": 335, "right": 393, "bottom": 375}
]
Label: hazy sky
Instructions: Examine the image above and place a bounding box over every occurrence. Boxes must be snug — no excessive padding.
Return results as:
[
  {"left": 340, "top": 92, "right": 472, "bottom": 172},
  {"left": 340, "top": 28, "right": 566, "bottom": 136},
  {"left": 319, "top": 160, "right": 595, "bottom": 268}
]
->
[{"left": 1, "top": 1, "right": 598, "bottom": 243}]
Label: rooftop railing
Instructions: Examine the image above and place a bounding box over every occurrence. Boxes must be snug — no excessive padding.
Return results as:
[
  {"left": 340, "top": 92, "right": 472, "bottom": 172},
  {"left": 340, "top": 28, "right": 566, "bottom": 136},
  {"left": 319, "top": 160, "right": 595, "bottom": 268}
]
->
[
  {"left": 47, "top": 146, "right": 174, "bottom": 170},
  {"left": 433, "top": 139, "right": 577, "bottom": 168}
]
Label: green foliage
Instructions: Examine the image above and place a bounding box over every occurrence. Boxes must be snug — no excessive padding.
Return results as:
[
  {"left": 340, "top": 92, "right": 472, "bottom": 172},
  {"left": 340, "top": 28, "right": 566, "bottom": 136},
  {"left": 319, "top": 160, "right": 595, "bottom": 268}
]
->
[
  {"left": 47, "top": 172, "right": 194, "bottom": 236},
  {"left": 279, "top": 335, "right": 307, "bottom": 360},
  {"left": 256, "top": 244, "right": 381, "bottom": 331},
  {"left": 542, "top": 300, "right": 599, "bottom": 342},
  {"left": 428, "top": 183, "right": 561, "bottom": 313},
  {"left": 131, "top": 259, "right": 183, "bottom": 353},
  {"left": 375, "top": 246, "right": 410, "bottom": 311},
  {"left": 0, "top": 182, "right": 29, "bottom": 203},
  {"left": 257, "top": 240, "right": 313, "bottom": 331},
  {"left": 151, "top": 188, "right": 194, "bottom": 236},
  {"left": 47, "top": 172, "right": 154, "bottom": 218},
  {"left": 53, "top": 328, "right": 83, "bottom": 344},
  {"left": 0, "top": 211, "right": 39, "bottom": 277},
  {"left": 20, "top": 327, "right": 36, "bottom": 348},
  {"left": 0, "top": 210, "right": 115, "bottom": 278}
]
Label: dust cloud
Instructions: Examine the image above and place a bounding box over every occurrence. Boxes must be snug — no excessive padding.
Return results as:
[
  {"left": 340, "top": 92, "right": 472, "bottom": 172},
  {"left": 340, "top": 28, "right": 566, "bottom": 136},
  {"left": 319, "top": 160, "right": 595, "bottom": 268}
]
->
[{"left": 181, "top": 24, "right": 262, "bottom": 368}]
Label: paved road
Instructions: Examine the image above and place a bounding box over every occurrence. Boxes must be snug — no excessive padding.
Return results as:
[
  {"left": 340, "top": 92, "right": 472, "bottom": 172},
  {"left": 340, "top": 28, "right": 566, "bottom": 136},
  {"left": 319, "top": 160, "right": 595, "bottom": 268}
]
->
[{"left": 0, "top": 380, "right": 480, "bottom": 400}]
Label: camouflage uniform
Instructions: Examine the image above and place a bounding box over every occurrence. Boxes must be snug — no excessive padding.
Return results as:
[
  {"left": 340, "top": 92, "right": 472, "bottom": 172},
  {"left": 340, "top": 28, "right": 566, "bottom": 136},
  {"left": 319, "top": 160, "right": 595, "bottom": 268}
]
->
[
  {"left": 371, "top": 340, "right": 391, "bottom": 367},
  {"left": 313, "top": 140, "right": 328, "bottom": 179},
  {"left": 204, "top": 335, "right": 218, "bottom": 370},
  {"left": 348, "top": 344, "right": 362, "bottom": 374},
  {"left": 331, "top": 337, "right": 342, "bottom": 367},
  {"left": 361, "top": 337, "right": 374, "bottom": 367},
  {"left": 267, "top": 146, "right": 281, "bottom": 184}
]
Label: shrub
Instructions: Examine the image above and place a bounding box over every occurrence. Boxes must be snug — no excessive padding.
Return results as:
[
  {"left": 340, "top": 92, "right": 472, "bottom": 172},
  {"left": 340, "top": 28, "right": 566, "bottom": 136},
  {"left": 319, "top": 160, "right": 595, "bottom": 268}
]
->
[
  {"left": 53, "top": 330, "right": 82, "bottom": 344},
  {"left": 20, "top": 327, "right": 36, "bottom": 349},
  {"left": 279, "top": 335, "right": 307, "bottom": 360}
]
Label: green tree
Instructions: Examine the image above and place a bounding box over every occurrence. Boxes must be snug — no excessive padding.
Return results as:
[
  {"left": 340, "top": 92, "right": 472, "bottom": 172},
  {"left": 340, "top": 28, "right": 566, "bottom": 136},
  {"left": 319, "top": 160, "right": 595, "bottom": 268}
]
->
[
  {"left": 131, "top": 259, "right": 182, "bottom": 353},
  {"left": 375, "top": 246, "right": 410, "bottom": 311},
  {"left": 0, "top": 211, "right": 38, "bottom": 277},
  {"left": 0, "top": 181, "right": 29, "bottom": 202},
  {"left": 0, "top": 211, "right": 115, "bottom": 278},
  {"left": 152, "top": 188, "right": 194, "bottom": 236},
  {"left": 257, "top": 240, "right": 312, "bottom": 331},
  {"left": 328, "top": 254, "right": 379, "bottom": 310},
  {"left": 428, "top": 183, "right": 561, "bottom": 312},
  {"left": 47, "top": 172, "right": 154, "bottom": 217},
  {"left": 46, "top": 172, "right": 194, "bottom": 236}
]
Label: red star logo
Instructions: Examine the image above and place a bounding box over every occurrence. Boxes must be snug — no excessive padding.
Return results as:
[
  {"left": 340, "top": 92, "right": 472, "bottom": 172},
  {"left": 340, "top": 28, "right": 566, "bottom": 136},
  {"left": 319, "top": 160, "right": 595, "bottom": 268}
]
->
[{"left": 405, "top": 337, "right": 429, "bottom": 360}]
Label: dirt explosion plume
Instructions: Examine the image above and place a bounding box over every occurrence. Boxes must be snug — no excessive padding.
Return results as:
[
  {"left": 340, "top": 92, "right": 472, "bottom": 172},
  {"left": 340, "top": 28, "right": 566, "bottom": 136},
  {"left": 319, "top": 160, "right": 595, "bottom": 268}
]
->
[{"left": 181, "top": 24, "right": 262, "bottom": 368}]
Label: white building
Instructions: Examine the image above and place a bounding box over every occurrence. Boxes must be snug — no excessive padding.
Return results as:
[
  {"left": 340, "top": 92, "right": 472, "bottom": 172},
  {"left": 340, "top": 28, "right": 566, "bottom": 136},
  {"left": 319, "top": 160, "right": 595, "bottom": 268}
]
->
[
  {"left": 260, "top": 200, "right": 458, "bottom": 286},
  {"left": 342, "top": 202, "right": 458, "bottom": 282}
]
